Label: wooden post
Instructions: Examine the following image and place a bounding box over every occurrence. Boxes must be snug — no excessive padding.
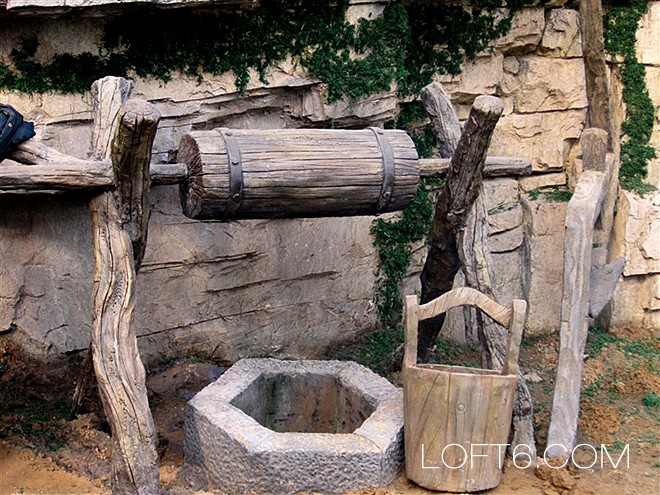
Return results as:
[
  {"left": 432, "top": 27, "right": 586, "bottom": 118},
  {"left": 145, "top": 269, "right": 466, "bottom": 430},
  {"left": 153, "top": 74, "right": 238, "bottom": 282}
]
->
[
  {"left": 89, "top": 99, "right": 162, "bottom": 494},
  {"left": 580, "top": 0, "right": 622, "bottom": 269},
  {"left": 420, "top": 82, "right": 536, "bottom": 457},
  {"left": 580, "top": 0, "right": 611, "bottom": 140},
  {"left": 91, "top": 76, "right": 133, "bottom": 161},
  {"left": 110, "top": 99, "right": 159, "bottom": 268},
  {"left": 0, "top": 158, "right": 185, "bottom": 193},
  {"left": 417, "top": 89, "right": 504, "bottom": 362},
  {"left": 546, "top": 130, "right": 609, "bottom": 458}
]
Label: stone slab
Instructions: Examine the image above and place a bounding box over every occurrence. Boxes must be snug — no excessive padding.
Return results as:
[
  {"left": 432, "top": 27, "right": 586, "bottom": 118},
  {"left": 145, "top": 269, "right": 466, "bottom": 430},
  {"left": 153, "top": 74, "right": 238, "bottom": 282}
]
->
[
  {"left": 519, "top": 172, "right": 567, "bottom": 192},
  {"left": 521, "top": 196, "right": 568, "bottom": 334},
  {"left": 495, "top": 7, "right": 545, "bottom": 54},
  {"left": 611, "top": 190, "right": 660, "bottom": 277},
  {"left": 637, "top": 1, "right": 660, "bottom": 66},
  {"left": 609, "top": 273, "right": 660, "bottom": 330},
  {"left": 514, "top": 57, "right": 588, "bottom": 113}
]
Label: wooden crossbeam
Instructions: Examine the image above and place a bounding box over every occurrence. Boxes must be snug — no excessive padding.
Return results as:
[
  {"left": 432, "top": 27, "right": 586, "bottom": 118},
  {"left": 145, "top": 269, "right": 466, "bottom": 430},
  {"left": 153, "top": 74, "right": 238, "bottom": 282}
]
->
[{"left": 1, "top": 154, "right": 530, "bottom": 194}]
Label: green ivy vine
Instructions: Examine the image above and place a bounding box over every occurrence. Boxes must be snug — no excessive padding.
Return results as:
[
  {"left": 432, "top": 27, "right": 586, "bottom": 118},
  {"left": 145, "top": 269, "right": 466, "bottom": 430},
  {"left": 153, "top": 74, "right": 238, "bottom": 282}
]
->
[
  {"left": 369, "top": 101, "right": 440, "bottom": 326},
  {"left": 604, "top": 0, "right": 657, "bottom": 194},
  {"left": 0, "top": 0, "right": 532, "bottom": 102}
]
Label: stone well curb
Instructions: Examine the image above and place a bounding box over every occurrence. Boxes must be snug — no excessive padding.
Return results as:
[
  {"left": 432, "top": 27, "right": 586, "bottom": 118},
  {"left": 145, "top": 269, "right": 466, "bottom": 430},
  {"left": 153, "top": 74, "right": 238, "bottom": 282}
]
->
[{"left": 184, "top": 358, "right": 404, "bottom": 495}]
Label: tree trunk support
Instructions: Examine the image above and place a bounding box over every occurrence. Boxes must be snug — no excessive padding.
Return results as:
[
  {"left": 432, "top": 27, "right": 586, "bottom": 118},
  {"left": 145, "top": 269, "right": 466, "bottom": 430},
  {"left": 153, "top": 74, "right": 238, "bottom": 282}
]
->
[
  {"left": 89, "top": 98, "right": 162, "bottom": 494},
  {"left": 416, "top": 86, "right": 504, "bottom": 362}
]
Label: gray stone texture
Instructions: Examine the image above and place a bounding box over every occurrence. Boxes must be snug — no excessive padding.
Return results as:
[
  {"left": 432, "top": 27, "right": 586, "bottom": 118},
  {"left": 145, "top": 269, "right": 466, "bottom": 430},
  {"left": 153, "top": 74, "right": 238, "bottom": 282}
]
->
[{"left": 185, "top": 359, "right": 404, "bottom": 495}]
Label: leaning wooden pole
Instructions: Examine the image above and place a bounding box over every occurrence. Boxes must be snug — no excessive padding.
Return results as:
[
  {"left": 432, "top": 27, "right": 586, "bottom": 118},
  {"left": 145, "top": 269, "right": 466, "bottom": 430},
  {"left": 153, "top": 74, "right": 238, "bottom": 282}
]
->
[
  {"left": 90, "top": 99, "right": 161, "bottom": 494},
  {"left": 417, "top": 93, "right": 504, "bottom": 362}
]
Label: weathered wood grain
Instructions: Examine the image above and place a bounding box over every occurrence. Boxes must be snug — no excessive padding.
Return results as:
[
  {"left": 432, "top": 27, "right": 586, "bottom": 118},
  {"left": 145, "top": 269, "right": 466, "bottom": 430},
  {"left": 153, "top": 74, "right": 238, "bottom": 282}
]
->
[
  {"left": 0, "top": 162, "right": 114, "bottom": 190},
  {"left": 421, "top": 82, "right": 462, "bottom": 158},
  {"left": 546, "top": 169, "right": 607, "bottom": 458},
  {"left": 179, "top": 128, "right": 419, "bottom": 219},
  {"left": 403, "top": 288, "right": 526, "bottom": 492},
  {"left": 419, "top": 156, "right": 531, "bottom": 178},
  {"left": 89, "top": 192, "right": 160, "bottom": 495},
  {"left": 110, "top": 99, "right": 160, "bottom": 268},
  {"left": 89, "top": 99, "right": 162, "bottom": 494},
  {"left": 417, "top": 90, "right": 504, "bottom": 362},
  {"left": 580, "top": 0, "right": 611, "bottom": 139},
  {"left": 91, "top": 76, "right": 133, "bottom": 161}
]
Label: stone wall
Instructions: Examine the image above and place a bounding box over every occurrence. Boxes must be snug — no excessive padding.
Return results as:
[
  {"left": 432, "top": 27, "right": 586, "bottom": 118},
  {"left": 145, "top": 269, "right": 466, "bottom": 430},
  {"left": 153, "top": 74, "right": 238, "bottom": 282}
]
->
[
  {"left": 607, "top": 1, "right": 660, "bottom": 330},
  {"left": 1, "top": 1, "right": 657, "bottom": 364}
]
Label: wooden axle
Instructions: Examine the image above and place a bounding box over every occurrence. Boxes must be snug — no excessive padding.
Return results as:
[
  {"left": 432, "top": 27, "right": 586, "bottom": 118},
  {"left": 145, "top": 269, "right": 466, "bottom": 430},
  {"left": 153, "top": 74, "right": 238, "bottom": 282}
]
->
[
  {"left": 0, "top": 155, "right": 529, "bottom": 192},
  {"left": 2, "top": 138, "right": 532, "bottom": 215}
]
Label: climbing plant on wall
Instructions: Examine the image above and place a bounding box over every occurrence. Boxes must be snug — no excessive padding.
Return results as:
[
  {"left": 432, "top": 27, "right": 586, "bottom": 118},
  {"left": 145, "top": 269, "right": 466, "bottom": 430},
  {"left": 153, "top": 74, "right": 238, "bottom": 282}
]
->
[
  {"left": 0, "top": 0, "right": 533, "bottom": 102},
  {"left": 604, "top": 0, "right": 656, "bottom": 194},
  {"left": 0, "top": 0, "right": 536, "bottom": 328}
]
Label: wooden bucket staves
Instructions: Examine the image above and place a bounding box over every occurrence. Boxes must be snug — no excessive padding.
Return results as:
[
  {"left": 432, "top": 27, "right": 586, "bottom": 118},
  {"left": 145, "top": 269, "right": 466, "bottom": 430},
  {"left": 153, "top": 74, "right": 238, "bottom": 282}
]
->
[{"left": 403, "top": 287, "right": 527, "bottom": 492}]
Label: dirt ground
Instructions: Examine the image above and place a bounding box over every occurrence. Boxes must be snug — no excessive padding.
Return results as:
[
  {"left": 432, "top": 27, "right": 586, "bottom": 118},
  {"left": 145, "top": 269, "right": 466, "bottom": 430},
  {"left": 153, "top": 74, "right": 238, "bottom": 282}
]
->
[{"left": 0, "top": 326, "right": 658, "bottom": 495}]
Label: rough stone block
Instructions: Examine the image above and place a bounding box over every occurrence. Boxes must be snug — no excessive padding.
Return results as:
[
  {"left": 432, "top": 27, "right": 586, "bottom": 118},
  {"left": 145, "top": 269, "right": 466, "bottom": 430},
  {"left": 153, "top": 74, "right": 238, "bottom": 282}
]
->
[
  {"left": 611, "top": 190, "right": 660, "bottom": 276},
  {"left": 483, "top": 178, "right": 520, "bottom": 210},
  {"left": 540, "top": 8, "right": 582, "bottom": 58},
  {"left": 519, "top": 172, "right": 567, "bottom": 192},
  {"left": 488, "top": 205, "right": 524, "bottom": 234},
  {"left": 489, "top": 110, "right": 586, "bottom": 172},
  {"left": 637, "top": 1, "right": 660, "bottom": 65},
  {"left": 521, "top": 196, "right": 568, "bottom": 334},
  {"left": 589, "top": 257, "right": 626, "bottom": 318},
  {"left": 514, "top": 57, "right": 588, "bottom": 113},
  {"left": 441, "top": 54, "right": 504, "bottom": 103},
  {"left": 609, "top": 273, "right": 660, "bottom": 330},
  {"left": 185, "top": 359, "right": 404, "bottom": 495},
  {"left": 490, "top": 225, "right": 525, "bottom": 253},
  {"left": 495, "top": 7, "right": 545, "bottom": 54}
]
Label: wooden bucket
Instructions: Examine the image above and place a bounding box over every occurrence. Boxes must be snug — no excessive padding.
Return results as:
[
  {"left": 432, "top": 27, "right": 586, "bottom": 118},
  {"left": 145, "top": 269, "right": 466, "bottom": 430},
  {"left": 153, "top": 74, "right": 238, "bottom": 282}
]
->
[
  {"left": 403, "top": 288, "right": 526, "bottom": 492},
  {"left": 178, "top": 128, "right": 419, "bottom": 220}
]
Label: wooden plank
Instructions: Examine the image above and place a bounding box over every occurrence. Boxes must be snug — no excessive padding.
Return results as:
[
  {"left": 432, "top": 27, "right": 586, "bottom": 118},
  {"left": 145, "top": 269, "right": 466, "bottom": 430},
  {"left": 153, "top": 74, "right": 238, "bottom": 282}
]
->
[
  {"left": 546, "top": 169, "right": 607, "bottom": 458},
  {"left": 416, "top": 287, "right": 511, "bottom": 327},
  {"left": 0, "top": 162, "right": 114, "bottom": 190}
]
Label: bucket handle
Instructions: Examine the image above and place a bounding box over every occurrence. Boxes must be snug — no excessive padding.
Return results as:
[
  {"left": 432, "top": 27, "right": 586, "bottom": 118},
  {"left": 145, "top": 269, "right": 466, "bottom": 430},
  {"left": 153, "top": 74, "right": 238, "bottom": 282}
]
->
[{"left": 403, "top": 287, "right": 527, "bottom": 376}]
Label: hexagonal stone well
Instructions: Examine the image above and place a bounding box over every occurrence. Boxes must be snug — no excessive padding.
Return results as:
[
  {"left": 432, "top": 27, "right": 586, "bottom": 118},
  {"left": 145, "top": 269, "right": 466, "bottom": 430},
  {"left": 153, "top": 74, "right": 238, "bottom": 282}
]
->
[{"left": 184, "top": 359, "right": 403, "bottom": 495}]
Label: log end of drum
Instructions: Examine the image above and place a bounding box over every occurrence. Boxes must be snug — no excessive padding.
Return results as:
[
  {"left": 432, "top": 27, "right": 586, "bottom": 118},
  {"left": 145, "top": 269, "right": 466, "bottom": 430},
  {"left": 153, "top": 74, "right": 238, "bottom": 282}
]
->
[{"left": 178, "top": 133, "right": 204, "bottom": 219}]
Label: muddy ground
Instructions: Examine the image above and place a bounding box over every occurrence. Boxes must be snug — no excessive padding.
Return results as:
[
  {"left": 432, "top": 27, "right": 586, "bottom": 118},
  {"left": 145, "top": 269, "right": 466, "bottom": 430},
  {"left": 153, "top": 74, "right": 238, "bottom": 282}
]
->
[{"left": 0, "top": 326, "right": 657, "bottom": 495}]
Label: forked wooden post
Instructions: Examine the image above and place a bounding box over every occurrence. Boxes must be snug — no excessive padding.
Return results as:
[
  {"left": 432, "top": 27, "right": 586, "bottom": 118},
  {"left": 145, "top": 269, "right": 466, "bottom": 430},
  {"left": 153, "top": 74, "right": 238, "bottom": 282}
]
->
[
  {"left": 89, "top": 99, "right": 161, "bottom": 494},
  {"left": 417, "top": 90, "right": 505, "bottom": 362}
]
